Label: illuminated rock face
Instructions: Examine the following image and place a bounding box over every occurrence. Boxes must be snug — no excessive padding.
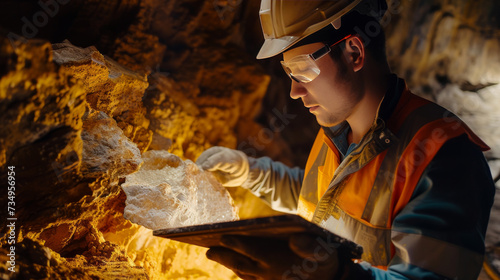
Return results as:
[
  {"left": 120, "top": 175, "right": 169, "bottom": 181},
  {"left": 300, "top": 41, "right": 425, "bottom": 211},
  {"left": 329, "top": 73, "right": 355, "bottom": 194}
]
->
[
  {"left": 82, "top": 110, "right": 143, "bottom": 179},
  {"left": 52, "top": 40, "right": 153, "bottom": 153},
  {"left": 0, "top": 39, "right": 86, "bottom": 181},
  {"left": 0, "top": 37, "right": 246, "bottom": 279},
  {"left": 122, "top": 150, "right": 238, "bottom": 230}
]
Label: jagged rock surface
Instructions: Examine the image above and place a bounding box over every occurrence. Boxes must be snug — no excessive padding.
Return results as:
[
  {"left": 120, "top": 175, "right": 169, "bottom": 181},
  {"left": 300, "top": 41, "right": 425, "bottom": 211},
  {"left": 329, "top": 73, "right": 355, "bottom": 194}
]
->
[
  {"left": 0, "top": 1, "right": 271, "bottom": 278},
  {"left": 0, "top": 39, "right": 87, "bottom": 222},
  {"left": 384, "top": 0, "right": 500, "bottom": 160},
  {"left": 0, "top": 239, "right": 98, "bottom": 280},
  {"left": 81, "top": 110, "right": 143, "bottom": 179},
  {"left": 52, "top": 40, "right": 153, "bottom": 152},
  {"left": 122, "top": 150, "right": 238, "bottom": 230}
]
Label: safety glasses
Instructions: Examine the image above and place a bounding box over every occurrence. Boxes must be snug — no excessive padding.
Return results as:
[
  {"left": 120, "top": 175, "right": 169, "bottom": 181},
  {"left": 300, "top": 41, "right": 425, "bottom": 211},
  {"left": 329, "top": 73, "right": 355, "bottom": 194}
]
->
[{"left": 280, "top": 35, "right": 352, "bottom": 83}]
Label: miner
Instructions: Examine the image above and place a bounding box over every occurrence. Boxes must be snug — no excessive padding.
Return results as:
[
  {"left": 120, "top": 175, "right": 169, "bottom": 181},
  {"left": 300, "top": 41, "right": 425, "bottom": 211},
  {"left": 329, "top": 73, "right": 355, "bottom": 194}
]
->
[{"left": 196, "top": 0, "right": 495, "bottom": 279}]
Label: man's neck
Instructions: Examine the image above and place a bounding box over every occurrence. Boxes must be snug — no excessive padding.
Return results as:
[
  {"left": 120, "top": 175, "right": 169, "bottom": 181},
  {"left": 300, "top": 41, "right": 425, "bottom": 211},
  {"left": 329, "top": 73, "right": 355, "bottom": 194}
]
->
[{"left": 347, "top": 69, "right": 391, "bottom": 144}]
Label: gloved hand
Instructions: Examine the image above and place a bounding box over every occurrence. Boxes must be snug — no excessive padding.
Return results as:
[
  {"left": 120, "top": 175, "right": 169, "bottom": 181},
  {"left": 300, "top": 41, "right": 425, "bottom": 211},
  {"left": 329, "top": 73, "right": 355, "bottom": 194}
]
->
[
  {"left": 196, "top": 146, "right": 250, "bottom": 187},
  {"left": 206, "top": 233, "right": 345, "bottom": 280}
]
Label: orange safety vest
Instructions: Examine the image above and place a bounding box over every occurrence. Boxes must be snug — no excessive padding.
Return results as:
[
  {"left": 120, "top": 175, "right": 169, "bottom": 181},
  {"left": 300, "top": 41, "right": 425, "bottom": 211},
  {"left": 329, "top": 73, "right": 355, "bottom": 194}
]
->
[{"left": 296, "top": 84, "right": 489, "bottom": 268}]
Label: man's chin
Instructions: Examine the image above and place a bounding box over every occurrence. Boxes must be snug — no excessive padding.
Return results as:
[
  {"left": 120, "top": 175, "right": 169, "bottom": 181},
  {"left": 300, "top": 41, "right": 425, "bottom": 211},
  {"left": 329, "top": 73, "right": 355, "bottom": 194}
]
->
[{"left": 316, "top": 117, "right": 343, "bottom": 127}]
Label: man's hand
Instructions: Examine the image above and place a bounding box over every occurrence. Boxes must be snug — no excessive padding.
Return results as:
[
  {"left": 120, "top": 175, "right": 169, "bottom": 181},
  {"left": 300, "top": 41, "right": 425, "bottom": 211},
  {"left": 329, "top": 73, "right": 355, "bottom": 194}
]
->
[{"left": 206, "top": 233, "right": 344, "bottom": 280}]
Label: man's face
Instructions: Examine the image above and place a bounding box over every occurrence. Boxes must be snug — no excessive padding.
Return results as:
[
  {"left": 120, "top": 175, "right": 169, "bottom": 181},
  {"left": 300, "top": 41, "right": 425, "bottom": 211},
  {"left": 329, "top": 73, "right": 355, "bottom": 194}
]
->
[{"left": 282, "top": 42, "right": 363, "bottom": 127}]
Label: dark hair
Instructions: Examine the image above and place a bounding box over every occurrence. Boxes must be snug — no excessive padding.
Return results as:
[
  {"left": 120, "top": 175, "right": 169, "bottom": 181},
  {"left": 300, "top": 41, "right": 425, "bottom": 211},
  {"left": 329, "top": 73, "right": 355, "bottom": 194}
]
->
[{"left": 340, "top": 11, "right": 387, "bottom": 63}]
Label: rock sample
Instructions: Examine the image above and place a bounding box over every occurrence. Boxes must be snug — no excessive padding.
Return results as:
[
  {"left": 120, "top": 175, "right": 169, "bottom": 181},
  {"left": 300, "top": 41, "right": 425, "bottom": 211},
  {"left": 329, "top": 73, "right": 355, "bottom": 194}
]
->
[{"left": 122, "top": 150, "right": 239, "bottom": 230}]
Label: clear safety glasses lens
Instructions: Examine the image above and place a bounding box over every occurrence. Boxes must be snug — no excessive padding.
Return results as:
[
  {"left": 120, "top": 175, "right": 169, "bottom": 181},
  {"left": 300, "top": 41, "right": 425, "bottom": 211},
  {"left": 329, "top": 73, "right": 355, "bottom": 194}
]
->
[
  {"left": 280, "top": 35, "right": 352, "bottom": 83},
  {"left": 280, "top": 55, "right": 321, "bottom": 83}
]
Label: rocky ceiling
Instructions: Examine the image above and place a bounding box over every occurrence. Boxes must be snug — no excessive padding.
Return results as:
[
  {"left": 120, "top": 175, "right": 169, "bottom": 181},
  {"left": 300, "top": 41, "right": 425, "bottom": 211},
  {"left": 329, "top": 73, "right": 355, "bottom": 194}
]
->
[{"left": 0, "top": 0, "right": 499, "bottom": 279}]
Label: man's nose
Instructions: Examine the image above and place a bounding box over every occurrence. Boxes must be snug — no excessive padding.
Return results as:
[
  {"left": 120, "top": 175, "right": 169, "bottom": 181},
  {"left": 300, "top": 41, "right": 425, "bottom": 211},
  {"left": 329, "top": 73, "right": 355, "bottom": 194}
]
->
[{"left": 289, "top": 81, "right": 307, "bottom": 100}]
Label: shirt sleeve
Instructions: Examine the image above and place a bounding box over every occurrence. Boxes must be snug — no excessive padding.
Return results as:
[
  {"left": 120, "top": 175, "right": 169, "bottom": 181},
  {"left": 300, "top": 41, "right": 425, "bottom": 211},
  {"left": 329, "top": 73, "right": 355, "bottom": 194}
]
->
[
  {"left": 352, "top": 134, "right": 496, "bottom": 279},
  {"left": 241, "top": 156, "right": 304, "bottom": 214}
]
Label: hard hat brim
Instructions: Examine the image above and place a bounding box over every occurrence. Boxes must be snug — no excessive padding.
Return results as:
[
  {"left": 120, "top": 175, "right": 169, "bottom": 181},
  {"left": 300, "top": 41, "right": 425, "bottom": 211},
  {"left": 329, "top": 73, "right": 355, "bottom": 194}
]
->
[{"left": 256, "top": 36, "right": 300, "bottom": 59}]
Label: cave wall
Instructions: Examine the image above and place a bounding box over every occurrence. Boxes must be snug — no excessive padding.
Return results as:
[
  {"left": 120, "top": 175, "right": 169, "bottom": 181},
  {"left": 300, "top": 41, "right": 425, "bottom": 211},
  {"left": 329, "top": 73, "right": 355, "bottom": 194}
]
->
[
  {"left": 0, "top": 0, "right": 499, "bottom": 279},
  {"left": 0, "top": 1, "right": 274, "bottom": 279},
  {"left": 385, "top": 0, "right": 500, "bottom": 159}
]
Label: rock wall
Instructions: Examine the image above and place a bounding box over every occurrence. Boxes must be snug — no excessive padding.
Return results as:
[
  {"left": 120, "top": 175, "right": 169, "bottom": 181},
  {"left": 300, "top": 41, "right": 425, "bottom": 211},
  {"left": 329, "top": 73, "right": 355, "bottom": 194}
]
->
[
  {"left": 385, "top": 0, "right": 500, "bottom": 159},
  {"left": 0, "top": 1, "right": 272, "bottom": 279},
  {"left": 0, "top": 0, "right": 499, "bottom": 279}
]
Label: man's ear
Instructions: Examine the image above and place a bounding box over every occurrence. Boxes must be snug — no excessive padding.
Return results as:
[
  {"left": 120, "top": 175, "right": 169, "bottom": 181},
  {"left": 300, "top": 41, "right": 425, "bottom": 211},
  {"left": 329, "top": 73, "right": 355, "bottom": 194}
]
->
[{"left": 344, "top": 36, "right": 365, "bottom": 72}]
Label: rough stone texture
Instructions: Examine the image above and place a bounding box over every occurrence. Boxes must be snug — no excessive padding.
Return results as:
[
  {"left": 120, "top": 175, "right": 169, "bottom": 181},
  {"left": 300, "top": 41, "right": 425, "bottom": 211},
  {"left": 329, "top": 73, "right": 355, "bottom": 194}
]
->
[
  {"left": 436, "top": 84, "right": 500, "bottom": 159},
  {"left": 385, "top": 0, "right": 500, "bottom": 90},
  {"left": 122, "top": 150, "right": 238, "bottom": 230},
  {"left": 145, "top": 74, "right": 204, "bottom": 159},
  {"left": 52, "top": 40, "right": 153, "bottom": 152},
  {"left": 145, "top": 49, "right": 270, "bottom": 160},
  {"left": 0, "top": 39, "right": 85, "bottom": 168},
  {"left": 81, "top": 110, "right": 143, "bottom": 179},
  {"left": 384, "top": 0, "right": 500, "bottom": 160},
  {"left": 0, "top": 1, "right": 269, "bottom": 278},
  {"left": 0, "top": 38, "right": 151, "bottom": 279},
  {"left": 0, "top": 238, "right": 151, "bottom": 279},
  {"left": 107, "top": 2, "right": 166, "bottom": 72},
  {"left": 0, "top": 239, "right": 98, "bottom": 280},
  {"left": 0, "top": 39, "right": 87, "bottom": 224}
]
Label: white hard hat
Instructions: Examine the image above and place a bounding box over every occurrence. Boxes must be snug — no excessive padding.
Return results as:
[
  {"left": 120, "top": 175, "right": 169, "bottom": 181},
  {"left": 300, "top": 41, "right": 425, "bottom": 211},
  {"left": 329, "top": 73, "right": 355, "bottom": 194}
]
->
[{"left": 257, "top": 0, "right": 386, "bottom": 59}]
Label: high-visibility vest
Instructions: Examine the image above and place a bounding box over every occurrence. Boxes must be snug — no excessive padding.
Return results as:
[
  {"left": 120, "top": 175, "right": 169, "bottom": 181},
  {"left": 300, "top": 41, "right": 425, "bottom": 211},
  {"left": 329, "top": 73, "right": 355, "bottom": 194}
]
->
[{"left": 297, "top": 84, "right": 489, "bottom": 268}]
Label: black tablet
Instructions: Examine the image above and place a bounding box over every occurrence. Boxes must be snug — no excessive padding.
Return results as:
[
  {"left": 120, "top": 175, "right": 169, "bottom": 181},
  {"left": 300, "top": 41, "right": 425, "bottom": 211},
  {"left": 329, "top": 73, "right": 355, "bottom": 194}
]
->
[{"left": 153, "top": 214, "right": 363, "bottom": 259}]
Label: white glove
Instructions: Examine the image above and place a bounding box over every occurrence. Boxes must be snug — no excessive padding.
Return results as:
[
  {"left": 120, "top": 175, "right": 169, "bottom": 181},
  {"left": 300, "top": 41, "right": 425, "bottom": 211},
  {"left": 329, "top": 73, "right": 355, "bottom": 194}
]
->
[{"left": 196, "top": 146, "right": 250, "bottom": 187}]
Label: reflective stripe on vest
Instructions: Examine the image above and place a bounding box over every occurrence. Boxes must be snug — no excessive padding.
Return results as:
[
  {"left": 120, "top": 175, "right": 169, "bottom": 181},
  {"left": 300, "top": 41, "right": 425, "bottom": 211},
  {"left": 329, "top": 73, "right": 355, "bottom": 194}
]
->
[
  {"left": 297, "top": 89, "right": 489, "bottom": 268},
  {"left": 320, "top": 206, "right": 392, "bottom": 265},
  {"left": 392, "top": 231, "right": 484, "bottom": 279}
]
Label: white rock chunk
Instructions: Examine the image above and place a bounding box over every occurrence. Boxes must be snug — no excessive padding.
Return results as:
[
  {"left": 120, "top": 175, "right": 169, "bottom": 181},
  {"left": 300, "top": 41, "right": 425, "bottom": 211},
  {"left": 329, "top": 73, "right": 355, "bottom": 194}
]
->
[{"left": 121, "top": 150, "right": 239, "bottom": 230}]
